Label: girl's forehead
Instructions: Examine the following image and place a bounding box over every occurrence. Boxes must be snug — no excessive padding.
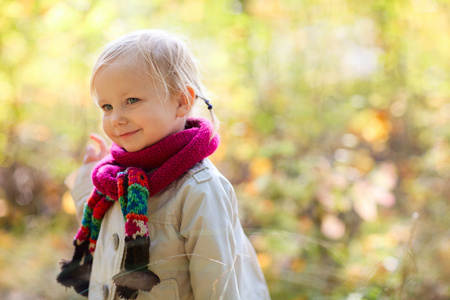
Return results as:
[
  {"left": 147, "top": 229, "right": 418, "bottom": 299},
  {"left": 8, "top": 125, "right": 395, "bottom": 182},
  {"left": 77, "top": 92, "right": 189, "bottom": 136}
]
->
[
  {"left": 96, "top": 60, "right": 151, "bottom": 84},
  {"left": 92, "top": 59, "right": 171, "bottom": 102},
  {"left": 104, "top": 58, "right": 138, "bottom": 74}
]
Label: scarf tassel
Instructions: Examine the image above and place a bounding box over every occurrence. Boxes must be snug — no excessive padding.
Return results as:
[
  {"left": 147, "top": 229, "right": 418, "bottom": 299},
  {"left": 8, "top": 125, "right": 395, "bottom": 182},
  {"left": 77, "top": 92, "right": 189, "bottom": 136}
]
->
[
  {"left": 57, "top": 239, "right": 93, "bottom": 297},
  {"left": 113, "top": 236, "right": 160, "bottom": 300}
]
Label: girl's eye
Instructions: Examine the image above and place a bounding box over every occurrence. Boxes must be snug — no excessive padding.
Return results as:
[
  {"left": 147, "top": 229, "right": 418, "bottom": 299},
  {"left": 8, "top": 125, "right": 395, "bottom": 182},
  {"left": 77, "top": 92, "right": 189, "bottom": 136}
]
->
[
  {"left": 127, "top": 98, "right": 140, "bottom": 104},
  {"left": 102, "top": 104, "right": 113, "bottom": 111}
]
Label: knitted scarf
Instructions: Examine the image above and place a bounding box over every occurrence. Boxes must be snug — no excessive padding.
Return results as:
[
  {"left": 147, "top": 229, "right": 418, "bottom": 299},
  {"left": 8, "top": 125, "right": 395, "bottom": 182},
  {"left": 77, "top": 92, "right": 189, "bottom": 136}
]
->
[{"left": 57, "top": 118, "right": 219, "bottom": 299}]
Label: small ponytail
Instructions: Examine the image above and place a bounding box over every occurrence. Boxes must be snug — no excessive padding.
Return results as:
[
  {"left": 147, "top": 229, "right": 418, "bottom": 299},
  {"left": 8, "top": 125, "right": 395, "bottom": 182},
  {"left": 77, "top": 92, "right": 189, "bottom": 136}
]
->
[{"left": 196, "top": 95, "right": 220, "bottom": 140}]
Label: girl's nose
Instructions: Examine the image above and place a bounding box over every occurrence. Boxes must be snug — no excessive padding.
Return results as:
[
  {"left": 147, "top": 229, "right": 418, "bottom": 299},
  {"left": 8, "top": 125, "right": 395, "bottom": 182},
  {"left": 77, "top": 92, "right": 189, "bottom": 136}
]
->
[{"left": 111, "top": 110, "right": 127, "bottom": 127}]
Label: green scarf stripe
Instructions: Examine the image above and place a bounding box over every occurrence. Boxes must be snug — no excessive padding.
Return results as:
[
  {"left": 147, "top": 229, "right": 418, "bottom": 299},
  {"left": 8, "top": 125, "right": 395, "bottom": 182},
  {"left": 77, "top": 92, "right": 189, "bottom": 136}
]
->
[
  {"left": 119, "top": 195, "right": 127, "bottom": 222},
  {"left": 127, "top": 183, "right": 149, "bottom": 215},
  {"left": 91, "top": 217, "right": 101, "bottom": 241},
  {"left": 81, "top": 204, "right": 93, "bottom": 228}
]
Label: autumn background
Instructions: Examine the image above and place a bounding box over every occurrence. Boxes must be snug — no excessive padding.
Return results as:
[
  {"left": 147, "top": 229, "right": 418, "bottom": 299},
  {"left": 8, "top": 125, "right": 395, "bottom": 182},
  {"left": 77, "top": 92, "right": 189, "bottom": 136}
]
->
[{"left": 0, "top": 0, "right": 449, "bottom": 299}]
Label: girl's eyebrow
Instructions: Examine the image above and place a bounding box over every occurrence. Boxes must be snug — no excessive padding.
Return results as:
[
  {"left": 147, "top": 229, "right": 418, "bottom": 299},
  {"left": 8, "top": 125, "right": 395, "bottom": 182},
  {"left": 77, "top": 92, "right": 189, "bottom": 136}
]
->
[{"left": 96, "top": 98, "right": 109, "bottom": 107}]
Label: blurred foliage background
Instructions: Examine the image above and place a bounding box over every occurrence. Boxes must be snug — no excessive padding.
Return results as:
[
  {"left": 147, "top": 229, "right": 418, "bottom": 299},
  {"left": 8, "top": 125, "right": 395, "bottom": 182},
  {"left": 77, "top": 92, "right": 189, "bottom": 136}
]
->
[{"left": 0, "top": 0, "right": 449, "bottom": 299}]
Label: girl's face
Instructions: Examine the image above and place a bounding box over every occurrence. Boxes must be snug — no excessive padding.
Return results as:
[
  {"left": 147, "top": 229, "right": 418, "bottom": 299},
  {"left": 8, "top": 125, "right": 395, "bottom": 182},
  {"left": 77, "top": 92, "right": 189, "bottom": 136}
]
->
[{"left": 93, "top": 62, "right": 187, "bottom": 152}]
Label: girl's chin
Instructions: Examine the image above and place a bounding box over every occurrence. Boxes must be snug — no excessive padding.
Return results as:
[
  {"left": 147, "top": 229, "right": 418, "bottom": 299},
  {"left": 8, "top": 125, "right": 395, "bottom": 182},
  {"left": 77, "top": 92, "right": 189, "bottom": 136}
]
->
[
  {"left": 119, "top": 139, "right": 162, "bottom": 152},
  {"left": 121, "top": 144, "right": 149, "bottom": 153}
]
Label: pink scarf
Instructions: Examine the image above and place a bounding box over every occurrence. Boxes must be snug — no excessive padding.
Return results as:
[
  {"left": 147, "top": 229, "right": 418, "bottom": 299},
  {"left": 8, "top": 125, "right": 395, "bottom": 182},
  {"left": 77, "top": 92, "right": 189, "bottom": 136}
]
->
[{"left": 94, "top": 117, "right": 219, "bottom": 199}]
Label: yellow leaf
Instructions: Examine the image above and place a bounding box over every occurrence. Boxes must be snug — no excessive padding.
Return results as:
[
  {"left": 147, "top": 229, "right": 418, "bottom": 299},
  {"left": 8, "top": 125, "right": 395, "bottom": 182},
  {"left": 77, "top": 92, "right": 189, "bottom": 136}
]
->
[
  {"left": 257, "top": 253, "right": 272, "bottom": 270},
  {"left": 250, "top": 157, "right": 273, "bottom": 178},
  {"left": 248, "top": 0, "right": 285, "bottom": 19},
  {"left": 349, "top": 109, "right": 392, "bottom": 143},
  {"left": 290, "top": 258, "right": 306, "bottom": 272},
  {"left": 62, "top": 191, "right": 76, "bottom": 215}
]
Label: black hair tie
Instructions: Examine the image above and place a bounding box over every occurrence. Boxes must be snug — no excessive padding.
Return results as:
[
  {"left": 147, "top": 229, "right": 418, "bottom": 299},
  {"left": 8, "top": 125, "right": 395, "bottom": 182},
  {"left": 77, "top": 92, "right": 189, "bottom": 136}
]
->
[{"left": 196, "top": 95, "right": 213, "bottom": 110}]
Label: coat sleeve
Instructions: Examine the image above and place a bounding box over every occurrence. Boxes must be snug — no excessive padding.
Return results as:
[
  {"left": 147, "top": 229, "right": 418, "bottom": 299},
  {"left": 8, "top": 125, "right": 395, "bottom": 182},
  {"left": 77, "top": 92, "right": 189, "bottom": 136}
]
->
[
  {"left": 179, "top": 177, "right": 242, "bottom": 300},
  {"left": 65, "top": 162, "right": 97, "bottom": 222}
]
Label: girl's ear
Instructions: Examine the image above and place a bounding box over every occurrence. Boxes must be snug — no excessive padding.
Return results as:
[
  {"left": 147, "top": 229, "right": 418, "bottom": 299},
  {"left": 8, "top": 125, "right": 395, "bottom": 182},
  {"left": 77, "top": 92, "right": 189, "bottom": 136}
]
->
[{"left": 176, "top": 85, "right": 195, "bottom": 118}]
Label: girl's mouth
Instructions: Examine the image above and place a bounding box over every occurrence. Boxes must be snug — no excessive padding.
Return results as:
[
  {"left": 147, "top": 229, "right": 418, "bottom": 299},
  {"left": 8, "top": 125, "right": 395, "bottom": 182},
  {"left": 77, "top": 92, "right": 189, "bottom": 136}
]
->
[{"left": 119, "top": 129, "right": 140, "bottom": 138}]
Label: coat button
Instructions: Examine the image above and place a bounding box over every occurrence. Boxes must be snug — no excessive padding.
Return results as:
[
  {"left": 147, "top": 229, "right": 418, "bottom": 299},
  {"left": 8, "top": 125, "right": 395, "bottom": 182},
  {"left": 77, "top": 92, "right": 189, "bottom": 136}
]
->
[
  {"left": 112, "top": 233, "right": 120, "bottom": 250},
  {"left": 102, "top": 284, "right": 109, "bottom": 299}
]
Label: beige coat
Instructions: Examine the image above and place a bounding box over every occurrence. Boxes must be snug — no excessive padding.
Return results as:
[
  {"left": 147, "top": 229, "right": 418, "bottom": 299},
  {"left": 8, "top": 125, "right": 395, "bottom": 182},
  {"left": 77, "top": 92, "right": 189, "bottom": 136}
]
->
[{"left": 68, "top": 158, "right": 270, "bottom": 300}]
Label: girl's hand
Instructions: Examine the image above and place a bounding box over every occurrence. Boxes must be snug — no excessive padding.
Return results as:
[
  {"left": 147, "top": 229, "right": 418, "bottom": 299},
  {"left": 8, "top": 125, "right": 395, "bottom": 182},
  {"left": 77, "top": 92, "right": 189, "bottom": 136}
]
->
[{"left": 83, "top": 133, "right": 109, "bottom": 164}]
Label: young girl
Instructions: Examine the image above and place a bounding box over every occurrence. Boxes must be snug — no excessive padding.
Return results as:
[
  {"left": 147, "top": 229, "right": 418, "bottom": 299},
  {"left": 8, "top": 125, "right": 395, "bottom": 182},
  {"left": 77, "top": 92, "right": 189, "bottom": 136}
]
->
[{"left": 57, "top": 29, "right": 270, "bottom": 300}]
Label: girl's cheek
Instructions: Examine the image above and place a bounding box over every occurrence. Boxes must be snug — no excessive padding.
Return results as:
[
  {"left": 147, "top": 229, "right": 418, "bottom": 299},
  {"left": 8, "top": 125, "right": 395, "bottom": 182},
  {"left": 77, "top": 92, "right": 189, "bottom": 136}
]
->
[{"left": 102, "top": 119, "right": 110, "bottom": 135}]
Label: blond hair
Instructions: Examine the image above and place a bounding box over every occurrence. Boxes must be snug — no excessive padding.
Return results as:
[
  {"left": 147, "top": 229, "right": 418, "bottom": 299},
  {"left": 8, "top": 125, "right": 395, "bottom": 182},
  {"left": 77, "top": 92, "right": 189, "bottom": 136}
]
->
[{"left": 90, "top": 29, "right": 219, "bottom": 137}]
